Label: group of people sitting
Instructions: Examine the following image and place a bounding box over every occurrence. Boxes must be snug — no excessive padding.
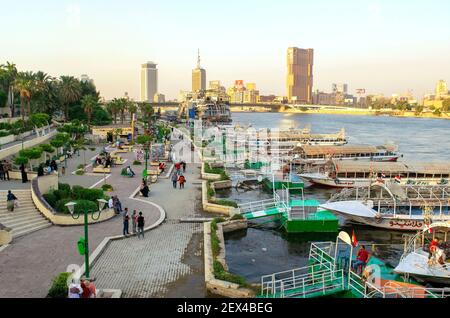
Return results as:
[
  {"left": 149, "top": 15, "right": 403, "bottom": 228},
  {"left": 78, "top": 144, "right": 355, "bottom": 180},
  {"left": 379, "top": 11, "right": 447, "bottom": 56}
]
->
[
  {"left": 37, "top": 160, "right": 58, "bottom": 177},
  {"left": 94, "top": 153, "right": 113, "bottom": 169},
  {"left": 68, "top": 278, "right": 96, "bottom": 298}
]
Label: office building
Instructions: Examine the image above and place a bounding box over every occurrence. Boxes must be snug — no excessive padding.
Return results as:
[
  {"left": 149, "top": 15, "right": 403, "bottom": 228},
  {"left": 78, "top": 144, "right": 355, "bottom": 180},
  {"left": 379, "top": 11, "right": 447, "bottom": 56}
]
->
[
  {"left": 286, "top": 47, "right": 314, "bottom": 104},
  {"left": 140, "top": 62, "right": 158, "bottom": 102},
  {"left": 192, "top": 50, "right": 206, "bottom": 92}
]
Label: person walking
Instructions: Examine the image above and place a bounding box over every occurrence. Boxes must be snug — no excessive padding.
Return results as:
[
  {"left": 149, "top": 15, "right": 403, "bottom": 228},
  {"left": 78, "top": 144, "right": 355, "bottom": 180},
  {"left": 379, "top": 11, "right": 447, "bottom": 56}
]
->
[
  {"left": 137, "top": 212, "right": 145, "bottom": 239},
  {"left": 3, "top": 160, "right": 10, "bottom": 181},
  {"left": 37, "top": 164, "right": 44, "bottom": 177},
  {"left": 122, "top": 209, "right": 130, "bottom": 236},
  {"left": 181, "top": 161, "right": 186, "bottom": 173},
  {"left": 131, "top": 210, "right": 138, "bottom": 234},
  {"left": 171, "top": 172, "right": 178, "bottom": 189},
  {"left": 178, "top": 174, "right": 186, "bottom": 189},
  {"left": 68, "top": 279, "right": 83, "bottom": 298},
  {"left": 6, "top": 190, "right": 18, "bottom": 212},
  {"left": 0, "top": 162, "right": 4, "bottom": 181},
  {"left": 175, "top": 162, "right": 181, "bottom": 175},
  {"left": 20, "top": 163, "right": 28, "bottom": 183}
]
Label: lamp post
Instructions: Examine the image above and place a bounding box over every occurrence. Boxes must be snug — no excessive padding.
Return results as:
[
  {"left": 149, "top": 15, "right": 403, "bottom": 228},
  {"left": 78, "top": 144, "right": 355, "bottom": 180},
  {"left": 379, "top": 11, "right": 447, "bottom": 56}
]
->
[
  {"left": 66, "top": 198, "right": 108, "bottom": 279},
  {"left": 143, "top": 142, "right": 150, "bottom": 179}
]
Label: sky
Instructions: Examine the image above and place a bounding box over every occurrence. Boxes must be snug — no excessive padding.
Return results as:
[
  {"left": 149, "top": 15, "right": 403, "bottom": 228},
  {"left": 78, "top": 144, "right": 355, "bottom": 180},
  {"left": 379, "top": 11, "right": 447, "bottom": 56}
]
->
[{"left": 1, "top": 0, "right": 450, "bottom": 101}]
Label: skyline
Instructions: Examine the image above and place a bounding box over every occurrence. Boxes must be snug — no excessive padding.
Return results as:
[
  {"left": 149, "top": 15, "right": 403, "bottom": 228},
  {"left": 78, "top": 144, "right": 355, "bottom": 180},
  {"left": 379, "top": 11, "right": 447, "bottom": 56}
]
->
[{"left": 1, "top": 0, "right": 450, "bottom": 100}]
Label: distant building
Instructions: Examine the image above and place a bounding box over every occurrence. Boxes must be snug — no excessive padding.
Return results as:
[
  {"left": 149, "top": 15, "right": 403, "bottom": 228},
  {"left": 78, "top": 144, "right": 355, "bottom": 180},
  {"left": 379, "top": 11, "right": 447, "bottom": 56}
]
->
[
  {"left": 260, "top": 95, "right": 277, "bottom": 103},
  {"left": 435, "top": 80, "right": 448, "bottom": 98},
  {"left": 423, "top": 80, "right": 449, "bottom": 109},
  {"left": 313, "top": 90, "right": 335, "bottom": 105},
  {"left": 332, "top": 83, "right": 348, "bottom": 94},
  {"left": 154, "top": 93, "right": 165, "bottom": 103},
  {"left": 287, "top": 47, "right": 314, "bottom": 104},
  {"left": 192, "top": 49, "right": 206, "bottom": 92},
  {"left": 205, "top": 80, "right": 229, "bottom": 102},
  {"left": 80, "top": 74, "right": 94, "bottom": 85},
  {"left": 226, "top": 81, "right": 260, "bottom": 104},
  {"left": 140, "top": 62, "right": 158, "bottom": 102}
]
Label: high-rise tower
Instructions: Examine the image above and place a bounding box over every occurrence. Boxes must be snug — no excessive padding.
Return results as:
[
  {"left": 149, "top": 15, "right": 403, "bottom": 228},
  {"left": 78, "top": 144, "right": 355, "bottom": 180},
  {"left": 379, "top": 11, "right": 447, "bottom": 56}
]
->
[
  {"left": 140, "top": 62, "right": 158, "bottom": 102},
  {"left": 192, "top": 49, "right": 206, "bottom": 92},
  {"left": 287, "top": 47, "right": 314, "bottom": 104}
]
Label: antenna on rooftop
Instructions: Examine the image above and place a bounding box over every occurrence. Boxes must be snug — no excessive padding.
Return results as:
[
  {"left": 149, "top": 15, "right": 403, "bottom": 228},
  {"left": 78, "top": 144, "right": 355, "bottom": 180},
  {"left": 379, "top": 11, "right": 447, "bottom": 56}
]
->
[{"left": 197, "top": 48, "right": 201, "bottom": 68}]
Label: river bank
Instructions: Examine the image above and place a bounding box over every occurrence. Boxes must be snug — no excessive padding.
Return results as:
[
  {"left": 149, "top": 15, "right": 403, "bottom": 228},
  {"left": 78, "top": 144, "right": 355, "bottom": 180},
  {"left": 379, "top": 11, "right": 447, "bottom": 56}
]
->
[{"left": 230, "top": 107, "right": 450, "bottom": 121}]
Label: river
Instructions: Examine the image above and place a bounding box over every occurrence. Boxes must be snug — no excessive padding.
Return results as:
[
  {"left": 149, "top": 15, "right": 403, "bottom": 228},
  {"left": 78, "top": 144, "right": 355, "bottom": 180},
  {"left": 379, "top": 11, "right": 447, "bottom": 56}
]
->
[{"left": 222, "top": 112, "right": 450, "bottom": 283}]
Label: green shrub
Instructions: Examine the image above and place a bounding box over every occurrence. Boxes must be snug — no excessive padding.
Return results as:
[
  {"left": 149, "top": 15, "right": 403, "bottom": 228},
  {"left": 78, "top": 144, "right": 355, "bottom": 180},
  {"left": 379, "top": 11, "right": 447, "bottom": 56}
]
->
[
  {"left": 14, "top": 156, "right": 29, "bottom": 165},
  {"left": 211, "top": 227, "right": 221, "bottom": 257},
  {"left": 75, "top": 170, "right": 85, "bottom": 175},
  {"left": 231, "top": 214, "right": 244, "bottom": 220},
  {"left": 204, "top": 163, "right": 225, "bottom": 175},
  {"left": 77, "top": 164, "right": 85, "bottom": 170},
  {"left": 47, "top": 272, "right": 71, "bottom": 298},
  {"left": 43, "top": 193, "right": 57, "bottom": 208},
  {"left": 0, "top": 130, "right": 10, "bottom": 137},
  {"left": 207, "top": 183, "right": 215, "bottom": 199},
  {"left": 71, "top": 185, "right": 83, "bottom": 198},
  {"left": 54, "top": 189, "right": 70, "bottom": 201},
  {"left": 76, "top": 188, "right": 104, "bottom": 202},
  {"left": 101, "top": 184, "right": 113, "bottom": 191},
  {"left": 58, "top": 183, "right": 71, "bottom": 193},
  {"left": 133, "top": 160, "right": 142, "bottom": 165},
  {"left": 55, "top": 198, "right": 73, "bottom": 213},
  {"left": 220, "top": 171, "right": 230, "bottom": 181},
  {"left": 213, "top": 199, "right": 238, "bottom": 208},
  {"left": 56, "top": 199, "right": 98, "bottom": 214}
]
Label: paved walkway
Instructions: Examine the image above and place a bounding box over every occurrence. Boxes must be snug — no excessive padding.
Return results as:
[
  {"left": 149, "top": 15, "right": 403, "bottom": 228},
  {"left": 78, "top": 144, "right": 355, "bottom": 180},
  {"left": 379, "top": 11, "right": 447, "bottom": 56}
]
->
[
  {"left": 89, "top": 138, "right": 207, "bottom": 298},
  {"left": 0, "top": 147, "right": 162, "bottom": 298}
]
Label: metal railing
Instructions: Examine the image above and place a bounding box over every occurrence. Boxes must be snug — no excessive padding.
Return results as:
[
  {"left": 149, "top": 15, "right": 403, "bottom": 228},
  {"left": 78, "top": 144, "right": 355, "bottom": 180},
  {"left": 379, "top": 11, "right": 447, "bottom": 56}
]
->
[{"left": 237, "top": 199, "right": 280, "bottom": 215}]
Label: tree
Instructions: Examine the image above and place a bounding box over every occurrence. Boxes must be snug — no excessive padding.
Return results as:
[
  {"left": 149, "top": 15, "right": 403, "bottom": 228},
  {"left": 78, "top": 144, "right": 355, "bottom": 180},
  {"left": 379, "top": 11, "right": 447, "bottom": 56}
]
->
[
  {"left": 13, "top": 72, "right": 34, "bottom": 119},
  {"left": 58, "top": 76, "right": 82, "bottom": 121},
  {"left": 106, "top": 99, "right": 120, "bottom": 124},
  {"left": 81, "top": 95, "right": 97, "bottom": 126},
  {"left": 139, "top": 102, "right": 155, "bottom": 131},
  {"left": 0, "top": 62, "right": 18, "bottom": 117},
  {"left": 127, "top": 101, "right": 137, "bottom": 124},
  {"left": 117, "top": 98, "right": 128, "bottom": 124},
  {"left": 442, "top": 99, "right": 450, "bottom": 112}
]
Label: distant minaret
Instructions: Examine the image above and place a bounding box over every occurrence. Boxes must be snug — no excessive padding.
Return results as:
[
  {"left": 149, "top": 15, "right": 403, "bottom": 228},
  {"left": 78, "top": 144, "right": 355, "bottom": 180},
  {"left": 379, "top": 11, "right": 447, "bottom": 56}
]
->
[{"left": 192, "top": 49, "right": 206, "bottom": 92}]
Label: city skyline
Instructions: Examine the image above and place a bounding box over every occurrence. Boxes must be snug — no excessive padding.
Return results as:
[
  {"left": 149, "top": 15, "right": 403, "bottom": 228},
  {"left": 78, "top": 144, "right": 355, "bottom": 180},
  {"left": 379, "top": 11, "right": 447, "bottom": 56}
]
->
[{"left": 1, "top": 0, "right": 450, "bottom": 100}]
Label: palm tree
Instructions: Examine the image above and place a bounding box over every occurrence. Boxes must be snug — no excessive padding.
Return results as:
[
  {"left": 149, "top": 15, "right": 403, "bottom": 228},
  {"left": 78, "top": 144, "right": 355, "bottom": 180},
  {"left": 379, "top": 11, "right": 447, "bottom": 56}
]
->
[
  {"left": 118, "top": 98, "right": 128, "bottom": 124},
  {"left": 106, "top": 99, "right": 120, "bottom": 124},
  {"left": 0, "top": 62, "right": 18, "bottom": 117},
  {"left": 139, "top": 102, "right": 154, "bottom": 131},
  {"left": 58, "top": 76, "right": 82, "bottom": 121},
  {"left": 13, "top": 72, "right": 34, "bottom": 119},
  {"left": 32, "top": 71, "right": 55, "bottom": 113},
  {"left": 128, "top": 101, "right": 137, "bottom": 124},
  {"left": 81, "top": 95, "right": 97, "bottom": 126}
]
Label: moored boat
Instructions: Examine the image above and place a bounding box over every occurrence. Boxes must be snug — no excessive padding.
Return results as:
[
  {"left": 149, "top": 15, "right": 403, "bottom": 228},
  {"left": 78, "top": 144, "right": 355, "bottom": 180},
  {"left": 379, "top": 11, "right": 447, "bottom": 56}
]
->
[
  {"left": 320, "top": 182, "right": 450, "bottom": 231},
  {"left": 300, "top": 160, "right": 450, "bottom": 188}
]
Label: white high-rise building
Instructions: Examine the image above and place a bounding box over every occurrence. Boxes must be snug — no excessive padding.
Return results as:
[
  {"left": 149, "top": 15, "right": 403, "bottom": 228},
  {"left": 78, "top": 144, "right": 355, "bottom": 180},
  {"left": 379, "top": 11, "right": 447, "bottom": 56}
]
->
[{"left": 140, "top": 62, "right": 158, "bottom": 102}]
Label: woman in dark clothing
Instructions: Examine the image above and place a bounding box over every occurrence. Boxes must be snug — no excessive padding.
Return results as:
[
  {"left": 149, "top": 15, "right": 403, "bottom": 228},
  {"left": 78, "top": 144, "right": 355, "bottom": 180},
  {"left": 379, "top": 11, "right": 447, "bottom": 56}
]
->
[
  {"left": 20, "top": 163, "right": 28, "bottom": 183},
  {"left": 37, "top": 165, "right": 44, "bottom": 177},
  {"left": 7, "top": 190, "right": 18, "bottom": 211},
  {"left": 140, "top": 185, "right": 149, "bottom": 197}
]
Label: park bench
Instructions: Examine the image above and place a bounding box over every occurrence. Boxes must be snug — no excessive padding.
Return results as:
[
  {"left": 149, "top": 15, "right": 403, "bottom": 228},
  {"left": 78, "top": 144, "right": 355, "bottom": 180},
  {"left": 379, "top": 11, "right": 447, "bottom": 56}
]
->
[{"left": 93, "top": 166, "right": 111, "bottom": 174}]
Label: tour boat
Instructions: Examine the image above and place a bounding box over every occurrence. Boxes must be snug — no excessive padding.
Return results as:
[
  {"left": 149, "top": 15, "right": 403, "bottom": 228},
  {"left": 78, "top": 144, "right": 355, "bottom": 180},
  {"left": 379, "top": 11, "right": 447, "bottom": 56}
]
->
[
  {"left": 290, "top": 144, "right": 400, "bottom": 166},
  {"left": 394, "top": 222, "right": 450, "bottom": 285},
  {"left": 300, "top": 160, "right": 450, "bottom": 188},
  {"left": 320, "top": 182, "right": 450, "bottom": 231}
]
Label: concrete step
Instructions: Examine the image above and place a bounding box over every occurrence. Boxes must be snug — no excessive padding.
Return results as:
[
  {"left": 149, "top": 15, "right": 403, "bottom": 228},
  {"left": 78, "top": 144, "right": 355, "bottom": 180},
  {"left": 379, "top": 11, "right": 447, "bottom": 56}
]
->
[
  {"left": 0, "top": 207, "right": 39, "bottom": 215},
  {"left": 0, "top": 211, "right": 44, "bottom": 223},
  {"left": 11, "top": 219, "right": 51, "bottom": 234},
  {"left": 0, "top": 202, "right": 36, "bottom": 208},
  {"left": 11, "top": 222, "right": 52, "bottom": 239},
  {"left": 1, "top": 215, "right": 47, "bottom": 228}
]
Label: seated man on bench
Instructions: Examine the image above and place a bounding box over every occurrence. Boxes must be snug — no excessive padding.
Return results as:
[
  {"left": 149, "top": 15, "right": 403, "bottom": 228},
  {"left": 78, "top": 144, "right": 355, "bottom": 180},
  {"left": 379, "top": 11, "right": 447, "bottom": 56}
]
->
[
  {"left": 126, "top": 166, "right": 135, "bottom": 177},
  {"left": 352, "top": 245, "right": 370, "bottom": 274}
]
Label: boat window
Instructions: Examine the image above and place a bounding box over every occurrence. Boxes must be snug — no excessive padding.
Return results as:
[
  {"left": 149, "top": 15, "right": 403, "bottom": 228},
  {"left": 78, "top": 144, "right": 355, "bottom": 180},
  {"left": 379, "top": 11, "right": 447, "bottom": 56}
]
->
[
  {"left": 355, "top": 173, "right": 365, "bottom": 178},
  {"left": 417, "top": 173, "right": 425, "bottom": 178},
  {"left": 337, "top": 173, "right": 346, "bottom": 178}
]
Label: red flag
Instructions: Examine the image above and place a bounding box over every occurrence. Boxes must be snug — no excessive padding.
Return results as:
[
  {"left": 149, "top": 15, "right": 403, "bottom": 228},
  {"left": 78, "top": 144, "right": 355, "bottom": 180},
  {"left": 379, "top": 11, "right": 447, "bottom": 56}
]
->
[{"left": 352, "top": 230, "right": 358, "bottom": 247}]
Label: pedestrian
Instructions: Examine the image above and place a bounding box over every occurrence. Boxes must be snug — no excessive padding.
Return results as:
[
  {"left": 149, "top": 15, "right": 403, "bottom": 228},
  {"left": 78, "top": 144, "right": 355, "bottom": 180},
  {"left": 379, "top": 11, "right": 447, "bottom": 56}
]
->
[
  {"left": 126, "top": 166, "right": 135, "bottom": 177},
  {"left": 81, "top": 279, "right": 96, "bottom": 298},
  {"left": 181, "top": 161, "right": 186, "bottom": 173},
  {"left": 37, "top": 164, "right": 44, "bottom": 177},
  {"left": 178, "top": 174, "right": 186, "bottom": 189},
  {"left": 3, "top": 160, "right": 10, "bottom": 181},
  {"left": 108, "top": 197, "right": 114, "bottom": 210},
  {"left": 140, "top": 183, "right": 149, "bottom": 197},
  {"left": 20, "top": 163, "right": 28, "bottom": 183},
  {"left": 175, "top": 162, "right": 181, "bottom": 174},
  {"left": 171, "top": 172, "right": 178, "bottom": 189},
  {"left": 123, "top": 209, "right": 130, "bottom": 236},
  {"left": 131, "top": 210, "right": 138, "bottom": 234},
  {"left": 68, "top": 279, "right": 83, "bottom": 298},
  {"left": 6, "top": 190, "right": 18, "bottom": 212},
  {"left": 0, "top": 162, "right": 4, "bottom": 181},
  {"left": 61, "top": 166, "right": 66, "bottom": 175},
  {"left": 51, "top": 160, "right": 58, "bottom": 172},
  {"left": 137, "top": 212, "right": 145, "bottom": 239}
]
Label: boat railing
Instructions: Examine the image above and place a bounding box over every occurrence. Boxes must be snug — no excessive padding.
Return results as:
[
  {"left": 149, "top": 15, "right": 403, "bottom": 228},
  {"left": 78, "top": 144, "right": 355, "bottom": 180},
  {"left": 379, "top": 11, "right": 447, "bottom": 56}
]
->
[
  {"left": 382, "top": 281, "right": 443, "bottom": 298},
  {"left": 237, "top": 199, "right": 280, "bottom": 215},
  {"left": 348, "top": 271, "right": 367, "bottom": 297}
]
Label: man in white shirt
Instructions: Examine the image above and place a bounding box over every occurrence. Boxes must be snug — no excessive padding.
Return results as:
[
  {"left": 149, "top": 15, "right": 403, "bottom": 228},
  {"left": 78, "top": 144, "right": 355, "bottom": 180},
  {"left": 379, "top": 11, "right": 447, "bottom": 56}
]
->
[
  {"left": 108, "top": 197, "right": 114, "bottom": 209},
  {"left": 68, "top": 279, "right": 83, "bottom": 298}
]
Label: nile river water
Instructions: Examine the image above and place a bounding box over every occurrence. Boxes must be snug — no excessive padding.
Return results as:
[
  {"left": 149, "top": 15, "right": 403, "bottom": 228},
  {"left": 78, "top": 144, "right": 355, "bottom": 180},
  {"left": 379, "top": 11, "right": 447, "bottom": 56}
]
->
[{"left": 222, "top": 112, "right": 450, "bottom": 283}]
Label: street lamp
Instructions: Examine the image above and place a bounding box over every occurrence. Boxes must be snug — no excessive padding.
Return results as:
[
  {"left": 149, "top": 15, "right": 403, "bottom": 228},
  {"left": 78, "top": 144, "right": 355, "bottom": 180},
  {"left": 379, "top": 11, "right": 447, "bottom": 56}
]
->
[{"left": 66, "top": 198, "right": 108, "bottom": 279}]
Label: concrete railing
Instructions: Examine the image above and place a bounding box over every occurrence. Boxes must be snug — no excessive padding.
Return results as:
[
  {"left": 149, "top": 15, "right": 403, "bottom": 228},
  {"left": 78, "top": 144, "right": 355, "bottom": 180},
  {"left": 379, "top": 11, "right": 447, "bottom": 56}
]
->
[
  {"left": 202, "top": 181, "right": 237, "bottom": 216},
  {"left": 201, "top": 162, "right": 222, "bottom": 181},
  {"left": 204, "top": 221, "right": 255, "bottom": 298},
  {"left": 0, "top": 130, "right": 56, "bottom": 160},
  {"left": 0, "top": 224, "right": 12, "bottom": 246},
  {"left": 31, "top": 175, "right": 116, "bottom": 226}
]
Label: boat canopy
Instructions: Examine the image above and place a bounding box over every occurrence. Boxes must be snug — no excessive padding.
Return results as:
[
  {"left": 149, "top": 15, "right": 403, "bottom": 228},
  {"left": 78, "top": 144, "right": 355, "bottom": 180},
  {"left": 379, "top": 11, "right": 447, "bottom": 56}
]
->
[
  {"left": 422, "top": 221, "right": 450, "bottom": 234},
  {"left": 291, "top": 144, "right": 395, "bottom": 156},
  {"left": 333, "top": 161, "right": 450, "bottom": 175}
]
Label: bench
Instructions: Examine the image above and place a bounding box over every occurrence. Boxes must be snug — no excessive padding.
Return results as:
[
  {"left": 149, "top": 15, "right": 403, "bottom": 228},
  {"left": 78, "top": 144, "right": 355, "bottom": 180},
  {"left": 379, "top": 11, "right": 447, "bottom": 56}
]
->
[{"left": 93, "top": 166, "right": 111, "bottom": 173}]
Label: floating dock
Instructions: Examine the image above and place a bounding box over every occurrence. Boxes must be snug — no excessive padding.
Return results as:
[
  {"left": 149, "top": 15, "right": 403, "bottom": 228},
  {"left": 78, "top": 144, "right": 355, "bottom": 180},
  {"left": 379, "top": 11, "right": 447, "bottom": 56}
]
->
[{"left": 261, "top": 177, "right": 304, "bottom": 194}]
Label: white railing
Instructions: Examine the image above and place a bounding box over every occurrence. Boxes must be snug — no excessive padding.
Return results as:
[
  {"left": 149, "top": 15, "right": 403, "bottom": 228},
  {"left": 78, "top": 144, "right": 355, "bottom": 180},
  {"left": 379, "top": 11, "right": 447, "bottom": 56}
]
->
[{"left": 238, "top": 199, "right": 280, "bottom": 215}]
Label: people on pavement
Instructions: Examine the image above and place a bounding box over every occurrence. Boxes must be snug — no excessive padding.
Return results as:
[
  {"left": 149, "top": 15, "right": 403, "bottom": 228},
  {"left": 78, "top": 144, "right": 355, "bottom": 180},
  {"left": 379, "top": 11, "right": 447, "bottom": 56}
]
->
[
  {"left": 126, "top": 166, "right": 135, "bottom": 177},
  {"left": 20, "top": 163, "right": 28, "bottom": 183},
  {"left": 178, "top": 174, "right": 186, "bottom": 189},
  {"left": 6, "top": 190, "right": 18, "bottom": 212},
  {"left": 123, "top": 208, "right": 130, "bottom": 236},
  {"left": 131, "top": 210, "right": 138, "bottom": 234},
  {"left": 137, "top": 212, "right": 145, "bottom": 239}
]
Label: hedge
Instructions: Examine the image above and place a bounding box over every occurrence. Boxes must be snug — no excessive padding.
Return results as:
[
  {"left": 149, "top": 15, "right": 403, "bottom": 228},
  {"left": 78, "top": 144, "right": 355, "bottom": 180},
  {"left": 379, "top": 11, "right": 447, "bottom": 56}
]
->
[
  {"left": 43, "top": 193, "right": 57, "bottom": 208},
  {"left": 72, "top": 187, "right": 104, "bottom": 202},
  {"left": 47, "top": 272, "right": 71, "bottom": 298},
  {"left": 56, "top": 199, "right": 98, "bottom": 214},
  {"left": 53, "top": 189, "right": 70, "bottom": 201},
  {"left": 58, "top": 183, "right": 71, "bottom": 193}
]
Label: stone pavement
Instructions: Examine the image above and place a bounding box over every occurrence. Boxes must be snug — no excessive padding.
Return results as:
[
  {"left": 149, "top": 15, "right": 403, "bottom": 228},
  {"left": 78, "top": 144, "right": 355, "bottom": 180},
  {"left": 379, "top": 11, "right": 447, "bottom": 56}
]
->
[
  {"left": 0, "top": 147, "right": 162, "bottom": 298},
  {"left": 89, "top": 141, "right": 208, "bottom": 298}
]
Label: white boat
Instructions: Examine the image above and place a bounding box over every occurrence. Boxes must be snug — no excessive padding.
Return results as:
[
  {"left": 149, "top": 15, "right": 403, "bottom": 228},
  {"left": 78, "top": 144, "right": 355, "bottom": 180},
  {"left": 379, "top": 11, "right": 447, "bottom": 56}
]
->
[
  {"left": 300, "top": 160, "right": 450, "bottom": 188},
  {"left": 394, "top": 222, "right": 450, "bottom": 285},
  {"left": 290, "top": 144, "right": 400, "bottom": 166},
  {"left": 320, "top": 182, "right": 450, "bottom": 231}
]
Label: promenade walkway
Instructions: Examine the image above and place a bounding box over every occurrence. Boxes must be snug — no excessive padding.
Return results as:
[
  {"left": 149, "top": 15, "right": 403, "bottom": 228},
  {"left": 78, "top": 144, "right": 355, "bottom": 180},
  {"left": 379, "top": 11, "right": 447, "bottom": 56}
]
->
[
  {"left": 0, "top": 147, "right": 162, "bottom": 298},
  {"left": 89, "top": 138, "right": 207, "bottom": 298}
]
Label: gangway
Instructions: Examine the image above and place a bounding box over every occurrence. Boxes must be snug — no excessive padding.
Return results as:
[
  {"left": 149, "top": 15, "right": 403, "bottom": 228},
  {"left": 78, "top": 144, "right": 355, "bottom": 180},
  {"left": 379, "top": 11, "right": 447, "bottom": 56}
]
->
[{"left": 259, "top": 232, "right": 448, "bottom": 299}]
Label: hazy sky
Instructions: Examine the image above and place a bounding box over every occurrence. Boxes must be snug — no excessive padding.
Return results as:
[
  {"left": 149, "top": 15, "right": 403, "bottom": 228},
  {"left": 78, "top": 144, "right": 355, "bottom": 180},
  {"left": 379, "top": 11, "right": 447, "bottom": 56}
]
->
[{"left": 1, "top": 0, "right": 450, "bottom": 100}]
